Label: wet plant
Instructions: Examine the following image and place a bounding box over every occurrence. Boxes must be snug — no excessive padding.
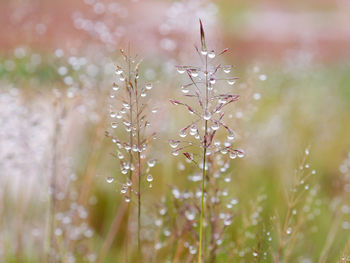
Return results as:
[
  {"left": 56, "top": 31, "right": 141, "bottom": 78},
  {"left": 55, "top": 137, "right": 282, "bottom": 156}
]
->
[
  {"left": 105, "top": 48, "right": 157, "bottom": 260},
  {"left": 169, "top": 20, "right": 244, "bottom": 263},
  {"left": 273, "top": 147, "right": 319, "bottom": 262}
]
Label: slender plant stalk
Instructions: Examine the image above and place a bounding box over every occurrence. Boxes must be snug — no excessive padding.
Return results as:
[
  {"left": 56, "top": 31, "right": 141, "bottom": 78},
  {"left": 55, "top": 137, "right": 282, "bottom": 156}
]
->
[
  {"left": 97, "top": 202, "right": 127, "bottom": 263},
  {"left": 198, "top": 147, "right": 206, "bottom": 263},
  {"left": 126, "top": 46, "right": 133, "bottom": 263},
  {"left": 170, "top": 20, "right": 241, "bottom": 262},
  {"left": 106, "top": 46, "right": 156, "bottom": 263},
  {"left": 277, "top": 152, "right": 309, "bottom": 262},
  {"left": 198, "top": 53, "right": 209, "bottom": 263},
  {"left": 135, "top": 75, "right": 142, "bottom": 257}
]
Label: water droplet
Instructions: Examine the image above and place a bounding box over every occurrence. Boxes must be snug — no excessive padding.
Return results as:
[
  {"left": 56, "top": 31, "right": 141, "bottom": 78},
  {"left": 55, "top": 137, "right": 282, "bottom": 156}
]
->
[
  {"left": 185, "top": 210, "right": 195, "bottom": 221},
  {"left": 253, "top": 93, "right": 261, "bottom": 100},
  {"left": 147, "top": 159, "right": 156, "bottom": 167},
  {"left": 106, "top": 177, "right": 114, "bottom": 183},
  {"left": 201, "top": 50, "right": 208, "bottom": 56},
  {"left": 223, "top": 65, "right": 232, "bottom": 73},
  {"left": 111, "top": 122, "right": 118, "bottom": 128},
  {"left": 190, "top": 125, "right": 197, "bottom": 135},
  {"left": 54, "top": 228, "right": 63, "bottom": 236},
  {"left": 286, "top": 227, "right": 292, "bottom": 235},
  {"left": 125, "top": 196, "right": 130, "bottom": 203},
  {"left": 145, "top": 83, "right": 153, "bottom": 90},
  {"left": 227, "top": 131, "right": 235, "bottom": 141},
  {"left": 110, "top": 112, "right": 116, "bottom": 118},
  {"left": 123, "top": 121, "right": 131, "bottom": 127},
  {"left": 203, "top": 110, "right": 211, "bottom": 120},
  {"left": 155, "top": 242, "right": 162, "bottom": 250},
  {"left": 179, "top": 129, "right": 187, "bottom": 138},
  {"left": 305, "top": 148, "right": 310, "bottom": 155},
  {"left": 259, "top": 74, "right": 267, "bottom": 81},
  {"left": 121, "top": 187, "right": 127, "bottom": 194},
  {"left": 209, "top": 77, "right": 216, "bottom": 85},
  {"left": 219, "top": 98, "right": 227, "bottom": 104},
  {"left": 172, "top": 150, "right": 179, "bottom": 156},
  {"left": 177, "top": 66, "right": 185, "bottom": 74},
  {"left": 237, "top": 149, "right": 245, "bottom": 158},
  {"left": 169, "top": 140, "right": 179, "bottom": 148},
  {"left": 229, "top": 151, "right": 237, "bottom": 159},
  {"left": 149, "top": 183, "right": 152, "bottom": 188},
  {"left": 211, "top": 122, "right": 220, "bottom": 130},
  {"left": 120, "top": 76, "right": 125, "bottom": 81},
  {"left": 181, "top": 86, "right": 189, "bottom": 94},
  {"left": 224, "top": 176, "right": 231, "bottom": 183},
  {"left": 253, "top": 251, "right": 258, "bottom": 257},
  {"left": 227, "top": 78, "right": 236, "bottom": 85},
  {"left": 189, "top": 246, "right": 197, "bottom": 254},
  {"left": 224, "top": 218, "right": 232, "bottom": 226},
  {"left": 115, "top": 67, "right": 123, "bottom": 75},
  {"left": 112, "top": 83, "right": 119, "bottom": 91},
  {"left": 190, "top": 69, "right": 199, "bottom": 77},
  {"left": 118, "top": 152, "right": 124, "bottom": 159},
  {"left": 141, "top": 92, "right": 146, "bottom": 97},
  {"left": 146, "top": 174, "right": 153, "bottom": 182},
  {"left": 208, "top": 50, "right": 215, "bottom": 59},
  {"left": 172, "top": 188, "right": 181, "bottom": 199}
]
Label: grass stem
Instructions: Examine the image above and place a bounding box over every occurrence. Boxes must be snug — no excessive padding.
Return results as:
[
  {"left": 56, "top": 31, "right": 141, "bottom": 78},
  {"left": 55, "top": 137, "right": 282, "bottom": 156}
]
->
[{"left": 198, "top": 54, "right": 209, "bottom": 263}]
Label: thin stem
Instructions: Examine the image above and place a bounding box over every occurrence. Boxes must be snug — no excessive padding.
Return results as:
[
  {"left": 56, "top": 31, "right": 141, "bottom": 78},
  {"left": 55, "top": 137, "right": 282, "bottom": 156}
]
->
[
  {"left": 135, "top": 75, "right": 142, "bottom": 258},
  {"left": 125, "top": 45, "right": 133, "bottom": 263},
  {"left": 97, "top": 202, "right": 128, "bottom": 263},
  {"left": 198, "top": 146, "right": 207, "bottom": 263},
  {"left": 198, "top": 54, "right": 209, "bottom": 263},
  {"left": 276, "top": 154, "right": 308, "bottom": 262}
]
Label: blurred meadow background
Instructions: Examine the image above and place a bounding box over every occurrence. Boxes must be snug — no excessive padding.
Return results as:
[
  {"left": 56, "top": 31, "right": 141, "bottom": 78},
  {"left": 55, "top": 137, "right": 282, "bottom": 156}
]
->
[{"left": 1, "top": 0, "right": 350, "bottom": 262}]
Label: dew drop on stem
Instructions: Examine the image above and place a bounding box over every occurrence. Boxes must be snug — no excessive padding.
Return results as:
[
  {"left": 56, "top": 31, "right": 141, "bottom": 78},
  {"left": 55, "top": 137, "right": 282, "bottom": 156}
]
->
[
  {"left": 190, "top": 69, "right": 199, "bottom": 77},
  {"left": 145, "top": 83, "right": 153, "bottom": 90},
  {"left": 227, "top": 79, "right": 236, "bottom": 85},
  {"left": 106, "top": 177, "right": 114, "bottom": 183},
  {"left": 177, "top": 66, "right": 185, "bottom": 74},
  {"left": 115, "top": 68, "right": 123, "bottom": 75},
  {"left": 112, "top": 83, "right": 119, "bottom": 91},
  {"left": 179, "top": 129, "right": 187, "bottom": 138},
  {"left": 237, "top": 150, "right": 245, "bottom": 158},
  {"left": 227, "top": 131, "right": 235, "bottom": 141},
  {"left": 147, "top": 159, "right": 156, "bottom": 167},
  {"left": 223, "top": 65, "right": 232, "bottom": 74},
  {"left": 229, "top": 151, "right": 237, "bottom": 159},
  {"left": 204, "top": 110, "right": 211, "bottom": 120},
  {"left": 181, "top": 86, "right": 189, "bottom": 94},
  {"left": 208, "top": 50, "right": 215, "bottom": 59},
  {"left": 169, "top": 140, "right": 179, "bottom": 148}
]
